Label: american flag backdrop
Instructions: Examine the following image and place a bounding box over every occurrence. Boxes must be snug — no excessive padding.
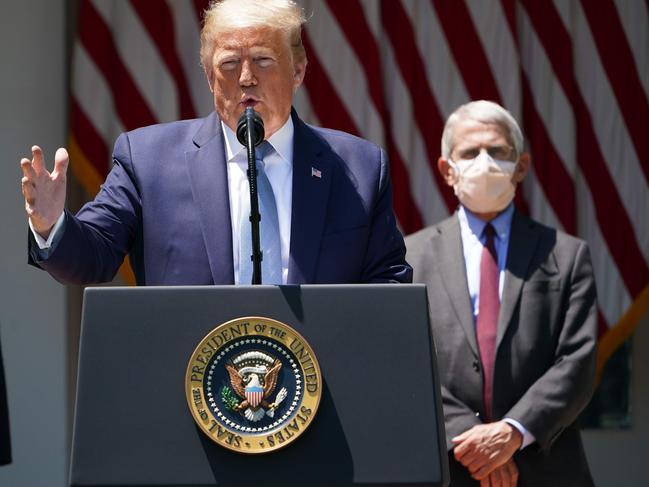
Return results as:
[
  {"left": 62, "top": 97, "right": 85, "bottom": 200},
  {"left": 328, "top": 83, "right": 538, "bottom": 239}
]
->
[{"left": 69, "top": 0, "right": 648, "bottom": 377}]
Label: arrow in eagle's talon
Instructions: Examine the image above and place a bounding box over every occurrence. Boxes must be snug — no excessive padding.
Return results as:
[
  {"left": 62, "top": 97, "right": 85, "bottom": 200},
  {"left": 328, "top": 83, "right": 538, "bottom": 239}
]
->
[{"left": 266, "top": 387, "right": 288, "bottom": 417}]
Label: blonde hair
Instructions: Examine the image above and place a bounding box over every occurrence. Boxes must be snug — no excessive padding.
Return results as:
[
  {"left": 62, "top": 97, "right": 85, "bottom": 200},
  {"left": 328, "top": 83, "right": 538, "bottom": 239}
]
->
[
  {"left": 200, "top": 0, "right": 307, "bottom": 70},
  {"left": 441, "top": 100, "right": 524, "bottom": 159}
]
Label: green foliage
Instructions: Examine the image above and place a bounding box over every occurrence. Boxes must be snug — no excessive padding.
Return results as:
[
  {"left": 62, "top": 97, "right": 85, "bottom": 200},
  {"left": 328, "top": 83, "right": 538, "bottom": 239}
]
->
[{"left": 221, "top": 385, "right": 239, "bottom": 410}]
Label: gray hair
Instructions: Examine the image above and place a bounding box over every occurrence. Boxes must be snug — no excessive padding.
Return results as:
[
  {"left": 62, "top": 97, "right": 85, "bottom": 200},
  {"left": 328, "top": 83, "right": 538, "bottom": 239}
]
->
[
  {"left": 441, "top": 100, "right": 524, "bottom": 159},
  {"left": 200, "top": 0, "right": 307, "bottom": 70}
]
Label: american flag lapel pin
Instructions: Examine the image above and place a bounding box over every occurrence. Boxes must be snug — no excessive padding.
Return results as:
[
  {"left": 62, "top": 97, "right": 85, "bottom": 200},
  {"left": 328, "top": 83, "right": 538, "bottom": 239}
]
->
[{"left": 311, "top": 166, "right": 322, "bottom": 179}]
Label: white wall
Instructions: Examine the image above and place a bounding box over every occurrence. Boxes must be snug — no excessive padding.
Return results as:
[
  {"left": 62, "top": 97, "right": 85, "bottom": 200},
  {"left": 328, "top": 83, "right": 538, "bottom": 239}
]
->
[{"left": 0, "top": 1, "right": 69, "bottom": 486}]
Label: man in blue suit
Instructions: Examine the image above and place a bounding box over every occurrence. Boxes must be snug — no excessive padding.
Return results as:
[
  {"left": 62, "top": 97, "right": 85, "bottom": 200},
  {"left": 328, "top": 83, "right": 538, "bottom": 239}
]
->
[{"left": 21, "top": 0, "right": 410, "bottom": 286}]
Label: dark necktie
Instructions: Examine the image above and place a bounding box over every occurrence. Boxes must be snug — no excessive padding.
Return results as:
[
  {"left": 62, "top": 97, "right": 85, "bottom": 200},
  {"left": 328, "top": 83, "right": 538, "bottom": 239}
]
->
[
  {"left": 239, "top": 142, "right": 282, "bottom": 285},
  {"left": 476, "top": 223, "right": 499, "bottom": 422}
]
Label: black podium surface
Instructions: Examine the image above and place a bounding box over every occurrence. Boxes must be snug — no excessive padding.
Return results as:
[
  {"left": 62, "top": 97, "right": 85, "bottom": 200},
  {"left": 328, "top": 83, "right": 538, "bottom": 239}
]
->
[{"left": 70, "top": 284, "right": 448, "bottom": 487}]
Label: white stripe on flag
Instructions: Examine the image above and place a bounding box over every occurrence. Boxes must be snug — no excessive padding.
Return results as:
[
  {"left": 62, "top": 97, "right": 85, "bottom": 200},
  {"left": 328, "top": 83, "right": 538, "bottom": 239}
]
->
[
  {"left": 570, "top": 0, "right": 649, "bottom": 264},
  {"left": 92, "top": 0, "right": 179, "bottom": 123},
  {"left": 72, "top": 43, "right": 125, "bottom": 145}
]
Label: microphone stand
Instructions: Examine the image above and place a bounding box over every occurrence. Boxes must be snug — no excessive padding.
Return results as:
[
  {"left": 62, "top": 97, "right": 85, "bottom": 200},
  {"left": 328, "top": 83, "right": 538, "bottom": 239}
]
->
[{"left": 237, "top": 107, "right": 265, "bottom": 285}]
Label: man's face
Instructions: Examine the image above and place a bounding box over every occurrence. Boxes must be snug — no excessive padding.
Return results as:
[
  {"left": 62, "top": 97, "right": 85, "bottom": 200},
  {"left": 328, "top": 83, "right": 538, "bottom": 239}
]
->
[
  {"left": 450, "top": 119, "right": 516, "bottom": 163},
  {"left": 206, "top": 26, "right": 306, "bottom": 139},
  {"left": 441, "top": 118, "right": 529, "bottom": 185}
]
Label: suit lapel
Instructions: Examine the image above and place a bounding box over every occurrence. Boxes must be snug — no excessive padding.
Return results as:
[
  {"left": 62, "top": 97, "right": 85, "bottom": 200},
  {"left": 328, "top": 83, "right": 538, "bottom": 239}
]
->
[
  {"left": 497, "top": 212, "right": 541, "bottom": 347},
  {"left": 434, "top": 217, "right": 479, "bottom": 356},
  {"left": 185, "top": 112, "right": 234, "bottom": 284},
  {"left": 287, "top": 110, "right": 332, "bottom": 284}
]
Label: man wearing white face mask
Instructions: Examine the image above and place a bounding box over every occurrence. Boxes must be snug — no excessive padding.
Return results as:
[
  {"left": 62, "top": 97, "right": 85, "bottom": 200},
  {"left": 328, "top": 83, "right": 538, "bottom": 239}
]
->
[{"left": 406, "top": 101, "right": 597, "bottom": 487}]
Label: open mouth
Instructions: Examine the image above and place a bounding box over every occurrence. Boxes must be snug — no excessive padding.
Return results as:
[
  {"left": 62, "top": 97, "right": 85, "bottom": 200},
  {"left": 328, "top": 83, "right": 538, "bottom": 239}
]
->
[{"left": 241, "top": 96, "right": 260, "bottom": 108}]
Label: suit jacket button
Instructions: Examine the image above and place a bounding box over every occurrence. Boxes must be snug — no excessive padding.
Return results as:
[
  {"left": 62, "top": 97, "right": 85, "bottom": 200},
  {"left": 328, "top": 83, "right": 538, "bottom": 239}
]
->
[{"left": 472, "top": 360, "right": 480, "bottom": 372}]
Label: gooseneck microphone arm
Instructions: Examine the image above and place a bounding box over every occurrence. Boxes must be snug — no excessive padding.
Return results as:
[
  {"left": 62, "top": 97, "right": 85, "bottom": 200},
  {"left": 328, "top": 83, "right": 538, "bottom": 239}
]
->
[{"left": 236, "top": 107, "right": 265, "bottom": 285}]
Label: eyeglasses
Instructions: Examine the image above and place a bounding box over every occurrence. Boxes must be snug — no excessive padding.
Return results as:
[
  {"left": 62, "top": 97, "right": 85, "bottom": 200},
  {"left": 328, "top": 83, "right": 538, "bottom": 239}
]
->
[{"left": 454, "top": 145, "right": 515, "bottom": 161}]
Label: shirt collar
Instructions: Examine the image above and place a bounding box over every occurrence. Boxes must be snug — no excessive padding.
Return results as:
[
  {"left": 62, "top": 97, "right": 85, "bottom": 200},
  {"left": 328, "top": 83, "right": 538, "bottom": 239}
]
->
[
  {"left": 458, "top": 203, "right": 514, "bottom": 241},
  {"left": 221, "top": 115, "right": 294, "bottom": 165}
]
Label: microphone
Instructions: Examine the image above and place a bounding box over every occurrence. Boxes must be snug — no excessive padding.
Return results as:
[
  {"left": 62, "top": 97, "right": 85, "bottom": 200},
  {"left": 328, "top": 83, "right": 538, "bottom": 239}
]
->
[
  {"left": 236, "top": 108, "right": 265, "bottom": 147},
  {"left": 236, "top": 107, "right": 265, "bottom": 285}
]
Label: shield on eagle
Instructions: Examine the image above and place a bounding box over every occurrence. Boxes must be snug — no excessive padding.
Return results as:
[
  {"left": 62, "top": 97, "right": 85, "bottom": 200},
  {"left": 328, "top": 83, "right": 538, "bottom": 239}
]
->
[{"left": 245, "top": 382, "right": 264, "bottom": 408}]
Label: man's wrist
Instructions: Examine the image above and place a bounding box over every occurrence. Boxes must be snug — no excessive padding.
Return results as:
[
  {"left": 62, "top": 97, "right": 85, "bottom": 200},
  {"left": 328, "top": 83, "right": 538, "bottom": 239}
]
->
[
  {"left": 30, "top": 212, "right": 65, "bottom": 249},
  {"left": 504, "top": 421, "right": 523, "bottom": 449},
  {"left": 502, "top": 418, "right": 536, "bottom": 449}
]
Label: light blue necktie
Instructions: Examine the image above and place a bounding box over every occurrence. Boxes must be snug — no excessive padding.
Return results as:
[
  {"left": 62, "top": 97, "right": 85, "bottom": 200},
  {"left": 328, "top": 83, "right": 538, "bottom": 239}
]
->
[{"left": 239, "top": 142, "right": 282, "bottom": 285}]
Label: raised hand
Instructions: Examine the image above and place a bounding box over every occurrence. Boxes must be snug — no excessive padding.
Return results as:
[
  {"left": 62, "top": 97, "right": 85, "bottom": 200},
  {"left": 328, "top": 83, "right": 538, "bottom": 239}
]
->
[{"left": 20, "top": 145, "right": 69, "bottom": 239}]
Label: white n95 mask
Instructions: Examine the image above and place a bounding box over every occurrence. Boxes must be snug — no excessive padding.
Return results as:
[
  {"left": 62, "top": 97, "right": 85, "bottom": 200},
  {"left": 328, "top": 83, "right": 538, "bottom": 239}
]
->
[{"left": 449, "top": 152, "right": 517, "bottom": 213}]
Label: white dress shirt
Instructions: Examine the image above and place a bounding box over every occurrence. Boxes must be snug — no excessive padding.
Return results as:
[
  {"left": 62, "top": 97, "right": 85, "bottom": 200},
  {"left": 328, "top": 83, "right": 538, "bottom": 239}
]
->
[
  {"left": 457, "top": 204, "right": 536, "bottom": 449},
  {"left": 222, "top": 117, "right": 293, "bottom": 285}
]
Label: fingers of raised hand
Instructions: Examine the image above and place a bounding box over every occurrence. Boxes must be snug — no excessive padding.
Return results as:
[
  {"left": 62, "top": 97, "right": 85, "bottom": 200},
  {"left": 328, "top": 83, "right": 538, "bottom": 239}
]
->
[
  {"left": 20, "top": 146, "right": 65, "bottom": 212},
  {"left": 20, "top": 146, "right": 68, "bottom": 196},
  {"left": 20, "top": 153, "right": 40, "bottom": 206},
  {"left": 21, "top": 157, "right": 36, "bottom": 179},
  {"left": 31, "top": 145, "right": 46, "bottom": 174},
  {"left": 21, "top": 176, "right": 36, "bottom": 205},
  {"left": 52, "top": 148, "right": 69, "bottom": 178}
]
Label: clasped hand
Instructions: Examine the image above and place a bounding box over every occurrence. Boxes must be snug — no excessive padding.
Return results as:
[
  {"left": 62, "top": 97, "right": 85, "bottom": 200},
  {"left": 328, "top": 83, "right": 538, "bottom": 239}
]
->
[{"left": 452, "top": 420, "right": 522, "bottom": 486}]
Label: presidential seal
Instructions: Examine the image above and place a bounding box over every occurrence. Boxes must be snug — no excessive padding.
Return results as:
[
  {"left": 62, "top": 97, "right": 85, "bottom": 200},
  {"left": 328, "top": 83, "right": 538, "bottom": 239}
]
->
[{"left": 185, "top": 317, "right": 322, "bottom": 454}]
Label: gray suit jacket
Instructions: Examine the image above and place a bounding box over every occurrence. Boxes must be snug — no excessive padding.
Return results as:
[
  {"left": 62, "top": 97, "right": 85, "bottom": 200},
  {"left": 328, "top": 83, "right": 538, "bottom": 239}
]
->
[{"left": 406, "top": 211, "right": 597, "bottom": 486}]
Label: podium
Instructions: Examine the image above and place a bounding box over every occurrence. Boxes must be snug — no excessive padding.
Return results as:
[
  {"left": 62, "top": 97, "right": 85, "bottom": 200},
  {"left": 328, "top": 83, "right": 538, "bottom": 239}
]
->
[{"left": 70, "top": 285, "right": 448, "bottom": 487}]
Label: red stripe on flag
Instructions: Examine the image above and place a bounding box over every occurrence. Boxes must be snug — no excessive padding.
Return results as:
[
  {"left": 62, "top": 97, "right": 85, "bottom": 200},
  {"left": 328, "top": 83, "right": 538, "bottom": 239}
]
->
[
  {"left": 325, "top": 1, "right": 387, "bottom": 119},
  {"left": 579, "top": 0, "right": 649, "bottom": 185},
  {"left": 521, "top": 76, "right": 577, "bottom": 234},
  {"left": 387, "top": 132, "right": 425, "bottom": 233},
  {"left": 500, "top": 0, "right": 573, "bottom": 234},
  {"left": 431, "top": 0, "right": 501, "bottom": 102},
  {"left": 70, "top": 97, "right": 110, "bottom": 179},
  {"left": 381, "top": 0, "right": 455, "bottom": 213},
  {"left": 522, "top": 0, "right": 649, "bottom": 297},
  {"left": 325, "top": 0, "right": 423, "bottom": 232},
  {"left": 130, "top": 0, "right": 197, "bottom": 119},
  {"left": 78, "top": 0, "right": 155, "bottom": 130},
  {"left": 301, "top": 33, "right": 358, "bottom": 135},
  {"left": 597, "top": 309, "right": 609, "bottom": 339}
]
